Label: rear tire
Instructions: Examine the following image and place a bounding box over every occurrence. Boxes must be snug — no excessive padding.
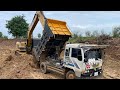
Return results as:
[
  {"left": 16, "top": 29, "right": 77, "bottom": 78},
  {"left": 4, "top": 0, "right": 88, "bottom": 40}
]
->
[
  {"left": 40, "top": 62, "right": 48, "bottom": 74},
  {"left": 65, "top": 70, "right": 76, "bottom": 79}
]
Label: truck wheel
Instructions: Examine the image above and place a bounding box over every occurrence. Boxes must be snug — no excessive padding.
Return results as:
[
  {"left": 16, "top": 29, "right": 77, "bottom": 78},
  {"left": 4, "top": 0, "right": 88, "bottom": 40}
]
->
[
  {"left": 66, "top": 70, "right": 76, "bottom": 79},
  {"left": 40, "top": 62, "right": 48, "bottom": 74}
]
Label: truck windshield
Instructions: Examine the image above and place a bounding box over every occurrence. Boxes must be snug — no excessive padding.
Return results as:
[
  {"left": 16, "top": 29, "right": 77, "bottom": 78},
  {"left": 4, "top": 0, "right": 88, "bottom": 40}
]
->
[{"left": 84, "top": 49, "right": 102, "bottom": 60}]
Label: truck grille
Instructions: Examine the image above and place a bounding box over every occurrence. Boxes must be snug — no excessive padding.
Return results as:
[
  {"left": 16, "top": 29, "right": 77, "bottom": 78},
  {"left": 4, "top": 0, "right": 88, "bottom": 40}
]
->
[{"left": 81, "top": 68, "right": 102, "bottom": 77}]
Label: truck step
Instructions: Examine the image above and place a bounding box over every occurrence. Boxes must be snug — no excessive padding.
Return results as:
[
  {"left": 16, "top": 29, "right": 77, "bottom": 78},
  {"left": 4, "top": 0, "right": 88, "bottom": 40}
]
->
[{"left": 47, "top": 65, "right": 65, "bottom": 75}]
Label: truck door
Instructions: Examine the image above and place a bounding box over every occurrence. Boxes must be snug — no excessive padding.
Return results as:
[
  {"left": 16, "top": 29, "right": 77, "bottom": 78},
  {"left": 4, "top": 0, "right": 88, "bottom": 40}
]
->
[
  {"left": 70, "top": 48, "right": 84, "bottom": 71},
  {"left": 64, "top": 48, "right": 74, "bottom": 67}
]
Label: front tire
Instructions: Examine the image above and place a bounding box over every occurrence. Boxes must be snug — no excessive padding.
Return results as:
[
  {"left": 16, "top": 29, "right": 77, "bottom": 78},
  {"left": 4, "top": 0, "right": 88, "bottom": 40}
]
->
[
  {"left": 65, "top": 70, "right": 76, "bottom": 79},
  {"left": 40, "top": 62, "right": 48, "bottom": 74}
]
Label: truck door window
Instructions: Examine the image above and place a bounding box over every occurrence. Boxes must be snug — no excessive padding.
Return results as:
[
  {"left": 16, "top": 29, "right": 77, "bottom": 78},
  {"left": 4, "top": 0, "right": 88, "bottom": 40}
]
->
[
  {"left": 72, "top": 48, "right": 82, "bottom": 61},
  {"left": 65, "top": 48, "right": 70, "bottom": 56},
  {"left": 78, "top": 49, "right": 82, "bottom": 61},
  {"left": 71, "top": 48, "right": 77, "bottom": 58}
]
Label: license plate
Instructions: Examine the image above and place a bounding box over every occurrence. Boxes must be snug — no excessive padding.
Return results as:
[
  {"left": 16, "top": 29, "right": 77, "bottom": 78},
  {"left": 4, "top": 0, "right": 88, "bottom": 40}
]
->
[{"left": 94, "top": 72, "right": 98, "bottom": 76}]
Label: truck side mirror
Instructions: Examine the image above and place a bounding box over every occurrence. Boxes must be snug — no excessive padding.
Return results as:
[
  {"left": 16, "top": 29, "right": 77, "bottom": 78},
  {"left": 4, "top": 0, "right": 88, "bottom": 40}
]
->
[{"left": 84, "top": 58, "right": 88, "bottom": 62}]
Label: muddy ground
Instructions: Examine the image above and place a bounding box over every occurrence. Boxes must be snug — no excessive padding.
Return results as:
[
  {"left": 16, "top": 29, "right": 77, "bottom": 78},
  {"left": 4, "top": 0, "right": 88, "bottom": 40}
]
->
[{"left": 0, "top": 39, "right": 120, "bottom": 79}]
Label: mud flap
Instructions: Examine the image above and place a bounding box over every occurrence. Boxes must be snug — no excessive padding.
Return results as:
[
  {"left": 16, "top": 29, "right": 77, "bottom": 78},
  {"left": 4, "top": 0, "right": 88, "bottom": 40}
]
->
[{"left": 74, "top": 70, "right": 81, "bottom": 78}]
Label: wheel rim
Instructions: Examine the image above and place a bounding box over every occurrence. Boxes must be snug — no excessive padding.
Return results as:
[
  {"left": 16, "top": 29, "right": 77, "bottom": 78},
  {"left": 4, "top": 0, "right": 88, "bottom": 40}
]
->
[{"left": 68, "top": 74, "right": 75, "bottom": 79}]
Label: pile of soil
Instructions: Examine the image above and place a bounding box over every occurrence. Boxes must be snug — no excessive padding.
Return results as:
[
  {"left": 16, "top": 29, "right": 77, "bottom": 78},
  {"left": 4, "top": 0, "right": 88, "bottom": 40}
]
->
[
  {"left": 0, "top": 39, "right": 63, "bottom": 79},
  {"left": 102, "top": 45, "right": 120, "bottom": 79},
  {"left": 0, "top": 38, "right": 120, "bottom": 79}
]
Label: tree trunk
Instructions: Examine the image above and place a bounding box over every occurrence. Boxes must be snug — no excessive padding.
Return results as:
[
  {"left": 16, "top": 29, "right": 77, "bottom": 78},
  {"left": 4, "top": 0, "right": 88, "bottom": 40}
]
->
[{"left": 16, "top": 35, "right": 18, "bottom": 39}]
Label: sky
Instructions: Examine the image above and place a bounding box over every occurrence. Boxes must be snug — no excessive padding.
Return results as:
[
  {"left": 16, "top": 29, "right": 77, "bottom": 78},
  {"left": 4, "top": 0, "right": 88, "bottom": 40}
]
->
[{"left": 0, "top": 11, "right": 120, "bottom": 38}]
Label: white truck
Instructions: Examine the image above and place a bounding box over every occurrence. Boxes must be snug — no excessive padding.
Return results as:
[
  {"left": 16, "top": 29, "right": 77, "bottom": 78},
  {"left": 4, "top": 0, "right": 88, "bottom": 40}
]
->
[{"left": 40, "top": 43, "right": 105, "bottom": 79}]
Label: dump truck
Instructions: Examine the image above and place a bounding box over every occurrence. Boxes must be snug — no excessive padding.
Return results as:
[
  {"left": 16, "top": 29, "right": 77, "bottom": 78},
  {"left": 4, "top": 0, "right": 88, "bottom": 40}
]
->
[
  {"left": 36, "top": 42, "right": 105, "bottom": 79},
  {"left": 16, "top": 11, "right": 106, "bottom": 79}
]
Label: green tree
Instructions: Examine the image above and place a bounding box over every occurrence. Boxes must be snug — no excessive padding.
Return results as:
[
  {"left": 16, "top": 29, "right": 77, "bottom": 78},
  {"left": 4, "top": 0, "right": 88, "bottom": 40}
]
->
[
  {"left": 0, "top": 32, "right": 3, "bottom": 38},
  {"left": 100, "top": 30, "right": 106, "bottom": 36},
  {"left": 6, "top": 15, "right": 29, "bottom": 38},
  {"left": 38, "top": 33, "right": 41, "bottom": 38},
  {"left": 91, "top": 30, "right": 100, "bottom": 37},
  {"left": 112, "top": 26, "right": 120, "bottom": 38},
  {"left": 85, "top": 31, "right": 91, "bottom": 37},
  {"left": 73, "top": 32, "right": 79, "bottom": 39},
  {"left": 3, "top": 36, "right": 8, "bottom": 39},
  {"left": 0, "top": 32, "right": 8, "bottom": 39}
]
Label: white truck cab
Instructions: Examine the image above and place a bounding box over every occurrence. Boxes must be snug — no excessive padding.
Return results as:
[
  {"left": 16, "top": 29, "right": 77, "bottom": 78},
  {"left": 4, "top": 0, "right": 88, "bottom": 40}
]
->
[
  {"left": 63, "top": 43, "right": 104, "bottom": 79},
  {"left": 40, "top": 43, "right": 106, "bottom": 79}
]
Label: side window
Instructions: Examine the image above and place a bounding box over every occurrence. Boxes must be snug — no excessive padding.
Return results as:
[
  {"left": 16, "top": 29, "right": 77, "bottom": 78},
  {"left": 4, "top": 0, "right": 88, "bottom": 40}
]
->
[
  {"left": 78, "top": 49, "right": 82, "bottom": 61},
  {"left": 71, "top": 48, "right": 82, "bottom": 61},
  {"left": 71, "top": 48, "right": 77, "bottom": 58},
  {"left": 65, "top": 48, "right": 70, "bottom": 56}
]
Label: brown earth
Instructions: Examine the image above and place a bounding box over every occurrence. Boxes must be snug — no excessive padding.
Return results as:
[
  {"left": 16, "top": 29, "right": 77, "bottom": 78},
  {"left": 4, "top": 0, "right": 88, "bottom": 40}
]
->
[
  {"left": 0, "top": 39, "right": 63, "bottom": 79},
  {"left": 0, "top": 39, "right": 120, "bottom": 79},
  {"left": 102, "top": 45, "right": 120, "bottom": 79}
]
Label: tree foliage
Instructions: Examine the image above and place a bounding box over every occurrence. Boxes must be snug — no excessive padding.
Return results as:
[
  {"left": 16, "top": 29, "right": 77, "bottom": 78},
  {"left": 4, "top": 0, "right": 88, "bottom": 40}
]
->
[
  {"left": 91, "top": 30, "right": 99, "bottom": 37},
  {"left": 0, "top": 32, "right": 3, "bottom": 38},
  {"left": 85, "top": 31, "right": 91, "bottom": 37},
  {"left": 6, "top": 15, "right": 29, "bottom": 38},
  {"left": 0, "top": 32, "right": 8, "bottom": 39},
  {"left": 3, "top": 36, "right": 8, "bottom": 39},
  {"left": 112, "top": 26, "right": 120, "bottom": 38}
]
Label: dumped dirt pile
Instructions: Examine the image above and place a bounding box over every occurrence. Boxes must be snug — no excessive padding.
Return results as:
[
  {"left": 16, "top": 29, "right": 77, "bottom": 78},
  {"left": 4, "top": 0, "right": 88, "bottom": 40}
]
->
[
  {"left": 0, "top": 39, "right": 63, "bottom": 79},
  {"left": 103, "top": 45, "right": 120, "bottom": 79},
  {"left": 84, "top": 38, "right": 120, "bottom": 45},
  {"left": 0, "top": 46, "right": 32, "bottom": 79},
  {"left": 106, "top": 45, "right": 120, "bottom": 60},
  {"left": 107, "top": 38, "right": 120, "bottom": 45},
  {"left": 0, "top": 39, "right": 26, "bottom": 49}
]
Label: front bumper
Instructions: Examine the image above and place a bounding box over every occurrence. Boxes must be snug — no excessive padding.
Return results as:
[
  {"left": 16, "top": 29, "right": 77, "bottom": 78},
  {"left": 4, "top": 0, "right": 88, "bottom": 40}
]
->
[{"left": 81, "top": 68, "right": 102, "bottom": 77}]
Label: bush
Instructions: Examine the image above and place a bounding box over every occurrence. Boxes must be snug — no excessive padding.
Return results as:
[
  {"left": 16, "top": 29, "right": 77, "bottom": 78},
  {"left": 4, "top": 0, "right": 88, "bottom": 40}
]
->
[
  {"left": 112, "top": 27, "right": 120, "bottom": 38},
  {"left": 97, "top": 34, "right": 111, "bottom": 45}
]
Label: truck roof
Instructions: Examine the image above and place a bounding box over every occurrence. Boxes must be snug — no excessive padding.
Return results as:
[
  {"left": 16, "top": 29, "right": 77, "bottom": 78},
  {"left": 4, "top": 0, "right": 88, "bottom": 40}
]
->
[{"left": 66, "top": 43, "right": 108, "bottom": 49}]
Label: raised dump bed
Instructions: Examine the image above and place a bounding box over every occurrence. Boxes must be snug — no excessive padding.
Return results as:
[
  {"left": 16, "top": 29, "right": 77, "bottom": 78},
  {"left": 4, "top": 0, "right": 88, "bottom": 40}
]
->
[
  {"left": 33, "top": 19, "right": 72, "bottom": 62},
  {"left": 47, "top": 19, "right": 71, "bottom": 36}
]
